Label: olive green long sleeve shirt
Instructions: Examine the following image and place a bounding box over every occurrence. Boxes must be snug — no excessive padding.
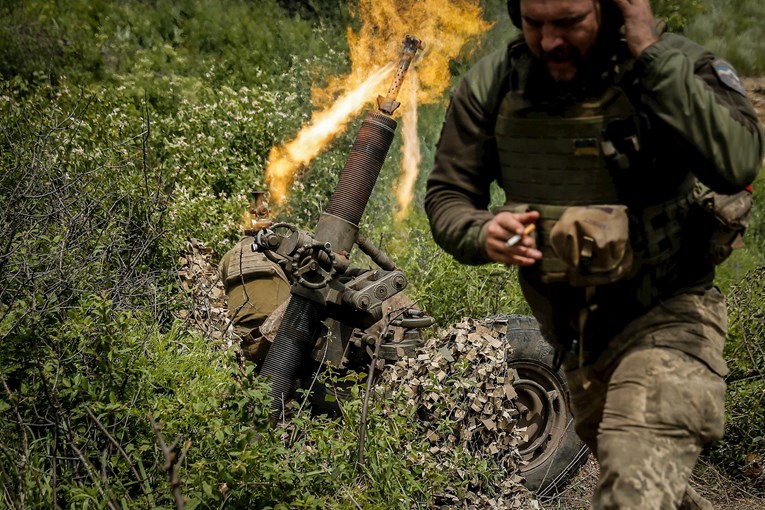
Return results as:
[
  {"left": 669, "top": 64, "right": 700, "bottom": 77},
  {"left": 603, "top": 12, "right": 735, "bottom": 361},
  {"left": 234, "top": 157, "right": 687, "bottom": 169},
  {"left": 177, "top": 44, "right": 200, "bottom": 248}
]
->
[{"left": 425, "top": 34, "right": 764, "bottom": 266}]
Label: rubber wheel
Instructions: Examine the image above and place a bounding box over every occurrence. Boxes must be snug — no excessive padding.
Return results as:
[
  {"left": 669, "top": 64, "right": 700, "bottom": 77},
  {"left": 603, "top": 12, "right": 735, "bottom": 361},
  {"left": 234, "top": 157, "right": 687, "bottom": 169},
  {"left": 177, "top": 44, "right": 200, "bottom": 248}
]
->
[{"left": 479, "top": 314, "right": 589, "bottom": 497}]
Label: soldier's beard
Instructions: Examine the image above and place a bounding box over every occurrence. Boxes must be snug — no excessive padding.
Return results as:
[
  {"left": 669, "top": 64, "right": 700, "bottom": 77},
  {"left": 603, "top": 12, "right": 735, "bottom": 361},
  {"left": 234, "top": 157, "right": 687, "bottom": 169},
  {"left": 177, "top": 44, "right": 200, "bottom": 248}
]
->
[
  {"left": 541, "top": 34, "right": 615, "bottom": 84},
  {"left": 542, "top": 47, "right": 583, "bottom": 82}
]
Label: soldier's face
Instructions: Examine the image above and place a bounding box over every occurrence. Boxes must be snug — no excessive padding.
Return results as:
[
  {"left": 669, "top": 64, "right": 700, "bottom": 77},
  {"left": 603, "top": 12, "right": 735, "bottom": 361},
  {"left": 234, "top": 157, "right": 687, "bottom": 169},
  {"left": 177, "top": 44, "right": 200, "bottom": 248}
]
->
[{"left": 520, "top": 0, "right": 603, "bottom": 82}]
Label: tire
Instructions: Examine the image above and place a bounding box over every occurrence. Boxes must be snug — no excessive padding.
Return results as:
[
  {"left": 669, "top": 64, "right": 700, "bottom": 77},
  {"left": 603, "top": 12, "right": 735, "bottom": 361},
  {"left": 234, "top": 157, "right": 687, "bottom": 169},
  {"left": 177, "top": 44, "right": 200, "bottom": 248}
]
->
[{"left": 479, "top": 314, "right": 589, "bottom": 497}]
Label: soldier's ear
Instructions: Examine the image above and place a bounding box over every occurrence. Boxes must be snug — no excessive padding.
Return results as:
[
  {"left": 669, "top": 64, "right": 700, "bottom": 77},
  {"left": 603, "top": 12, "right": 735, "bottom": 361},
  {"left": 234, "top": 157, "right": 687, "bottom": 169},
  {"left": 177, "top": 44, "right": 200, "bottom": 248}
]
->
[{"left": 601, "top": 0, "right": 624, "bottom": 30}]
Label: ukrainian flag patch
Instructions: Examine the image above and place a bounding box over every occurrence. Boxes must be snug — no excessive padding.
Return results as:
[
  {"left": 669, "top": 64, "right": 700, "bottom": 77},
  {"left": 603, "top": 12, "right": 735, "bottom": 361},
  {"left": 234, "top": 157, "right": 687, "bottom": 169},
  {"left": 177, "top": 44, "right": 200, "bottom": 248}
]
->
[{"left": 574, "top": 138, "right": 599, "bottom": 156}]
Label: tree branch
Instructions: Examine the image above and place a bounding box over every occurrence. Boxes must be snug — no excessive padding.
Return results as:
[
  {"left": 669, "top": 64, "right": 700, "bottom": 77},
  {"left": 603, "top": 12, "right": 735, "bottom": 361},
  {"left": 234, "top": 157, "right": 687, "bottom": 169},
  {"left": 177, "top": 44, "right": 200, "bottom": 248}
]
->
[
  {"left": 84, "top": 406, "right": 153, "bottom": 507},
  {"left": 148, "top": 414, "right": 190, "bottom": 510}
]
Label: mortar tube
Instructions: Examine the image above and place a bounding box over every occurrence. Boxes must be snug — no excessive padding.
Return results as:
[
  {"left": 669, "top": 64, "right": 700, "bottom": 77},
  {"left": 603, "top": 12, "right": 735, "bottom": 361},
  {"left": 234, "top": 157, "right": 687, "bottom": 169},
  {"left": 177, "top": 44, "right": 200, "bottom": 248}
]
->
[{"left": 261, "top": 110, "right": 398, "bottom": 423}]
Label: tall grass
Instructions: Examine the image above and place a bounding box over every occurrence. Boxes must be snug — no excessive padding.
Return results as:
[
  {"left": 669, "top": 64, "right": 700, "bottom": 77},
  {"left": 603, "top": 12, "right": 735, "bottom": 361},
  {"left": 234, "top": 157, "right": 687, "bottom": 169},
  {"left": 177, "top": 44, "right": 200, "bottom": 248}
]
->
[{"left": 686, "top": 0, "right": 765, "bottom": 75}]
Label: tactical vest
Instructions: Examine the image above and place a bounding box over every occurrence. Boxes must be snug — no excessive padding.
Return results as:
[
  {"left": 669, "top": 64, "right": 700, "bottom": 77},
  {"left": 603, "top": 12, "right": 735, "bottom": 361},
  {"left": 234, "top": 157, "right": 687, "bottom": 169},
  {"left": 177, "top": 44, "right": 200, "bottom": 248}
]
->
[
  {"left": 223, "top": 238, "right": 289, "bottom": 286},
  {"left": 494, "top": 45, "right": 697, "bottom": 294},
  {"left": 221, "top": 237, "right": 291, "bottom": 329}
]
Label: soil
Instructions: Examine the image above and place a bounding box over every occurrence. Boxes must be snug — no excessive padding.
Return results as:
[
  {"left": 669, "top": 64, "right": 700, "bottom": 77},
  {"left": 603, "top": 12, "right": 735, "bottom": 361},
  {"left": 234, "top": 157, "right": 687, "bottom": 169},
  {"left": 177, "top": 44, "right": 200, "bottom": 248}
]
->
[
  {"left": 744, "top": 77, "right": 765, "bottom": 123},
  {"left": 540, "top": 455, "right": 765, "bottom": 510}
]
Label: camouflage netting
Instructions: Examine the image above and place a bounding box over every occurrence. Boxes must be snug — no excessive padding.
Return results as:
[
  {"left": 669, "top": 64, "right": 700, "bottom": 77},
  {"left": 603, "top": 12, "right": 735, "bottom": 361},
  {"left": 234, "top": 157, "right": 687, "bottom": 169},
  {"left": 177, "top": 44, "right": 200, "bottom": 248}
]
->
[
  {"left": 178, "top": 241, "right": 537, "bottom": 508},
  {"left": 177, "top": 239, "right": 231, "bottom": 344},
  {"left": 377, "top": 318, "right": 538, "bottom": 509}
]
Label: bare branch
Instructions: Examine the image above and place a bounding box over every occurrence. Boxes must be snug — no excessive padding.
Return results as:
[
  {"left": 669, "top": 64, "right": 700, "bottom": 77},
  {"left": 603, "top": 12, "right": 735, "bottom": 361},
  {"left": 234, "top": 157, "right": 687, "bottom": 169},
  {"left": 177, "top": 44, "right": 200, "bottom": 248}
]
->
[
  {"left": 0, "top": 373, "right": 29, "bottom": 510},
  {"left": 148, "top": 414, "right": 189, "bottom": 510},
  {"left": 67, "top": 437, "right": 119, "bottom": 510},
  {"left": 84, "top": 406, "right": 153, "bottom": 506}
]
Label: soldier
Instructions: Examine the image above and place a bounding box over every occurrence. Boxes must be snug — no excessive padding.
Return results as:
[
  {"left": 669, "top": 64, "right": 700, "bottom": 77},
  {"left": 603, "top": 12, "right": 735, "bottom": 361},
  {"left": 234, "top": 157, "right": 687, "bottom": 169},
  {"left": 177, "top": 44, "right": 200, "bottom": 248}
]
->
[
  {"left": 219, "top": 193, "right": 291, "bottom": 369},
  {"left": 219, "top": 236, "right": 291, "bottom": 368},
  {"left": 425, "top": 0, "right": 763, "bottom": 508},
  {"left": 219, "top": 194, "right": 422, "bottom": 408}
]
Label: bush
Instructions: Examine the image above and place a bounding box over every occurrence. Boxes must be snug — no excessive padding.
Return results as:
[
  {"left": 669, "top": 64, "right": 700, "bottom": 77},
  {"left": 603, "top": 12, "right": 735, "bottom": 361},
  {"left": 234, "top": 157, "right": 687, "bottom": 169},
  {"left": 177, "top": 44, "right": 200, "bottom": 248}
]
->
[
  {"left": 652, "top": 0, "right": 706, "bottom": 32},
  {"left": 708, "top": 266, "right": 765, "bottom": 489},
  {"left": 1, "top": 295, "right": 528, "bottom": 508},
  {"left": 685, "top": 0, "right": 765, "bottom": 75}
]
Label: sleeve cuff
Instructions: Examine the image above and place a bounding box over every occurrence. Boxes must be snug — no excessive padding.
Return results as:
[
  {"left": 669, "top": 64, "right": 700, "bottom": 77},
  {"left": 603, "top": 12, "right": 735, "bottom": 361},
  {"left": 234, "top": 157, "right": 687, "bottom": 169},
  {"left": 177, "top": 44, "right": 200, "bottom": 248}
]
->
[
  {"left": 476, "top": 219, "right": 493, "bottom": 264},
  {"left": 635, "top": 35, "right": 676, "bottom": 77}
]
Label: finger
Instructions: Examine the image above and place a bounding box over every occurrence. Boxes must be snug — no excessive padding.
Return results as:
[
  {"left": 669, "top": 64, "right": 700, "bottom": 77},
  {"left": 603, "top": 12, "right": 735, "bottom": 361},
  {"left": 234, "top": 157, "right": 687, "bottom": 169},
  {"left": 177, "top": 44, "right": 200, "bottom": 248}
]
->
[
  {"left": 491, "top": 212, "right": 526, "bottom": 235},
  {"left": 506, "top": 253, "right": 540, "bottom": 267},
  {"left": 510, "top": 244, "right": 542, "bottom": 260},
  {"left": 487, "top": 240, "right": 542, "bottom": 266},
  {"left": 494, "top": 211, "right": 539, "bottom": 238}
]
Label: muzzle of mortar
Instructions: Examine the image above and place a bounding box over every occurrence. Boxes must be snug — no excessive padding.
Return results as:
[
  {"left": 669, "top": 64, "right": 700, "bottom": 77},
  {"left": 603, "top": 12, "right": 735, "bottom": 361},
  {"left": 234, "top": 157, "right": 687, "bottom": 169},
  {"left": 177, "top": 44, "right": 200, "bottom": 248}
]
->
[{"left": 259, "top": 35, "right": 423, "bottom": 424}]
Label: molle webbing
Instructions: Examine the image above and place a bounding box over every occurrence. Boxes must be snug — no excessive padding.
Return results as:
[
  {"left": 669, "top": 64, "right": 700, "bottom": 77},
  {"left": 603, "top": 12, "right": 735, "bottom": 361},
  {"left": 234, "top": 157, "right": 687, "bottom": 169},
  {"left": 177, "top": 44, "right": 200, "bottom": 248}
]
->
[
  {"left": 225, "top": 244, "right": 288, "bottom": 285},
  {"left": 534, "top": 204, "right": 571, "bottom": 279},
  {"left": 495, "top": 88, "right": 637, "bottom": 206},
  {"left": 629, "top": 191, "right": 693, "bottom": 281},
  {"left": 519, "top": 191, "right": 693, "bottom": 290},
  {"left": 496, "top": 116, "right": 619, "bottom": 205}
]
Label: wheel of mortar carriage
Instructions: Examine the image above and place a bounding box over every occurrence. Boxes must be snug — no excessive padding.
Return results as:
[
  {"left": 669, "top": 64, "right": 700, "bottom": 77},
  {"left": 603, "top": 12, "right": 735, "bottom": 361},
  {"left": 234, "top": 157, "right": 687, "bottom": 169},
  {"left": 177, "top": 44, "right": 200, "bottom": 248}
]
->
[{"left": 479, "top": 314, "right": 589, "bottom": 497}]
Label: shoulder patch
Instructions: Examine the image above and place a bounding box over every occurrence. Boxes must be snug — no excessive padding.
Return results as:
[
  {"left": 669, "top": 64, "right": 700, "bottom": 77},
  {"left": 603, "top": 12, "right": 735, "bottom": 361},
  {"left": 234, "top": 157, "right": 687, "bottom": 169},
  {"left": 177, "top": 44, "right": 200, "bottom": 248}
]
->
[{"left": 713, "top": 59, "right": 747, "bottom": 96}]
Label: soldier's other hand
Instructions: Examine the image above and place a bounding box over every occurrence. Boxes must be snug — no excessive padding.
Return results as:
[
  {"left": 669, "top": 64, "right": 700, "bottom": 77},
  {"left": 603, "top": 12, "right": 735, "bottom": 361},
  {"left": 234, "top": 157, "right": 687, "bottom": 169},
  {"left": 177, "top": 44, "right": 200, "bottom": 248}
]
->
[
  {"left": 484, "top": 211, "right": 542, "bottom": 267},
  {"left": 612, "top": 0, "right": 660, "bottom": 57}
]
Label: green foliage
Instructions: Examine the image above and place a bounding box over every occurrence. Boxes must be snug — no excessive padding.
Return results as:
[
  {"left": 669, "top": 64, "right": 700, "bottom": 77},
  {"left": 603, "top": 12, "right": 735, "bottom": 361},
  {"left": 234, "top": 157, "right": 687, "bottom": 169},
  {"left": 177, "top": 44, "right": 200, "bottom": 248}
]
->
[
  {"left": 1, "top": 0, "right": 764, "bottom": 505},
  {"left": 381, "top": 211, "right": 530, "bottom": 326},
  {"left": 702, "top": 172, "right": 765, "bottom": 486},
  {"left": 708, "top": 266, "right": 765, "bottom": 484},
  {"left": 0, "top": 2, "right": 529, "bottom": 507},
  {"left": 686, "top": 0, "right": 765, "bottom": 74},
  {"left": 0, "top": 0, "right": 351, "bottom": 85},
  {"left": 715, "top": 173, "right": 765, "bottom": 293},
  {"left": 651, "top": 0, "right": 706, "bottom": 32},
  {"left": 0, "top": 295, "right": 516, "bottom": 507}
]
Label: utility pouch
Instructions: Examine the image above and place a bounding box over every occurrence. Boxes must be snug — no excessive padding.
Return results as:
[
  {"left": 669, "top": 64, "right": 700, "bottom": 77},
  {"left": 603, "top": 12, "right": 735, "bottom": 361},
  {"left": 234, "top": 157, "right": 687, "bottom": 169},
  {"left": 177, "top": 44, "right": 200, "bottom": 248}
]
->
[
  {"left": 549, "top": 205, "right": 634, "bottom": 286},
  {"left": 692, "top": 182, "right": 753, "bottom": 265}
]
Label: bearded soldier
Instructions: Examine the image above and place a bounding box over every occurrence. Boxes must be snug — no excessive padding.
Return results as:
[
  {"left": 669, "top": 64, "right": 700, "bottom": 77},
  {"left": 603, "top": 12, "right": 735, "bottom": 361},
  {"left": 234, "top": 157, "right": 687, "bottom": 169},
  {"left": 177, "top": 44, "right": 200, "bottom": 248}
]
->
[{"left": 425, "top": 0, "right": 763, "bottom": 508}]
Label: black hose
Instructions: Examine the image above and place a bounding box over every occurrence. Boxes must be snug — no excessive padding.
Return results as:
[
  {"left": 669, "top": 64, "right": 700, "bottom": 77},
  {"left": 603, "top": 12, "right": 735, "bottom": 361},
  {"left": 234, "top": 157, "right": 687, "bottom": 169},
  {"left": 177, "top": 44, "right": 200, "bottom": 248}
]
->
[{"left": 259, "top": 294, "right": 324, "bottom": 423}]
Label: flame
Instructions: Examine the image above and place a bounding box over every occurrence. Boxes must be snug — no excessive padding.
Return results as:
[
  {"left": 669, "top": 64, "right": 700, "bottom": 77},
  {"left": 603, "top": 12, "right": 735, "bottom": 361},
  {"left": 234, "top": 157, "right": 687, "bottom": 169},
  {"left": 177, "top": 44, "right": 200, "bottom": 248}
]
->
[
  {"left": 395, "top": 71, "right": 420, "bottom": 222},
  {"left": 266, "top": 64, "right": 394, "bottom": 203},
  {"left": 265, "top": 0, "right": 491, "bottom": 207},
  {"left": 345, "top": 0, "right": 491, "bottom": 106}
]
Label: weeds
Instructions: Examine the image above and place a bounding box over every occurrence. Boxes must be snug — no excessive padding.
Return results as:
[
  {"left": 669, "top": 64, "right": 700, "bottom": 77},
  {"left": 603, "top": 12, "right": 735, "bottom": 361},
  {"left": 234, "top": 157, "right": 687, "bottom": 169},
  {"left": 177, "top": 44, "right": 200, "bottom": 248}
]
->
[{"left": 0, "top": 0, "right": 763, "bottom": 507}]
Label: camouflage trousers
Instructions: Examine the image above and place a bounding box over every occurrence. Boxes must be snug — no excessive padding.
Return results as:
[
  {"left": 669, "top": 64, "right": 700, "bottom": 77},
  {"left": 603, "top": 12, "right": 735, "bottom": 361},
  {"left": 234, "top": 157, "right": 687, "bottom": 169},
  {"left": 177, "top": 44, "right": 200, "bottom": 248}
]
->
[{"left": 563, "top": 287, "right": 728, "bottom": 509}]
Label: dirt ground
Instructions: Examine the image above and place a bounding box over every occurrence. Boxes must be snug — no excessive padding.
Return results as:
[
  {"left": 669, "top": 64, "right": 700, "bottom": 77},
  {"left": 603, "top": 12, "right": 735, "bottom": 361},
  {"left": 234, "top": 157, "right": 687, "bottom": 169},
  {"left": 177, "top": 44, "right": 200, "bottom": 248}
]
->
[
  {"left": 539, "top": 78, "right": 765, "bottom": 510},
  {"left": 744, "top": 77, "right": 765, "bottom": 124},
  {"left": 540, "top": 455, "right": 765, "bottom": 510}
]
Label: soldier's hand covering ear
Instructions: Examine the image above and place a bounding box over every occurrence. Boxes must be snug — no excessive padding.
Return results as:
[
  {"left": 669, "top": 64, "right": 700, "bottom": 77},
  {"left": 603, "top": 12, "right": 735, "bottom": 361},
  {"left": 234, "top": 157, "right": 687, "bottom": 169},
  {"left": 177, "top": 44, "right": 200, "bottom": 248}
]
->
[
  {"left": 483, "top": 211, "right": 542, "bottom": 267},
  {"left": 612, "top": 0, "right": 660, "bottom": 57}
]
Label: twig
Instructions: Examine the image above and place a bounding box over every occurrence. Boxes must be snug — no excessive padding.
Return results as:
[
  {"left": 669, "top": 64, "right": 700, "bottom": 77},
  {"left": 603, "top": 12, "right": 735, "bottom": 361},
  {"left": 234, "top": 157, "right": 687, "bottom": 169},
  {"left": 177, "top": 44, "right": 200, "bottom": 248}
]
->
[
  {"left": 67, "top": 438, "right": 119, "bottom": 510},
  {"left": 149, "top": 414, "right": 190, "bottom": 510},
  {"left": 0, "top": 373, "right": 28, "bottom": 510},
  {"left": 356, "top": 305, "right": 411, "bottom": 466},
  {"left": 342, "top": 486, "right": 364, "bottom": 510},
  {"left": 84, "top": 406, "right": 153, "bottom": 507},
  {"left": 51, "top": 422, "right": 59, "bottom": 510},
  {"left": 0, "top": 443, "right": 21, "bottom": 510},
  {"left": 295, "top": 339, "right": 330, "bottom": 421}
]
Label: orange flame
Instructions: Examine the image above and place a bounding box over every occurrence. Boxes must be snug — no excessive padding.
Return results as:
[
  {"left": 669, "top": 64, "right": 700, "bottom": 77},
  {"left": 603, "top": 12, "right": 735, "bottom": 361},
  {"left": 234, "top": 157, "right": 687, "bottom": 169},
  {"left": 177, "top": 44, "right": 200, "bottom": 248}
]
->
[
  {"left": 265, "top": 0, "right": 492, "bottom": 207},
  {"left": 266, "top": 63, "right": 394, "bottom": 203},
  {"left": 395, "top": 71, "right": 420, "bottom": 222},
  {"left": 345, "top": 0, "right": 490, "bottom": 106}
]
